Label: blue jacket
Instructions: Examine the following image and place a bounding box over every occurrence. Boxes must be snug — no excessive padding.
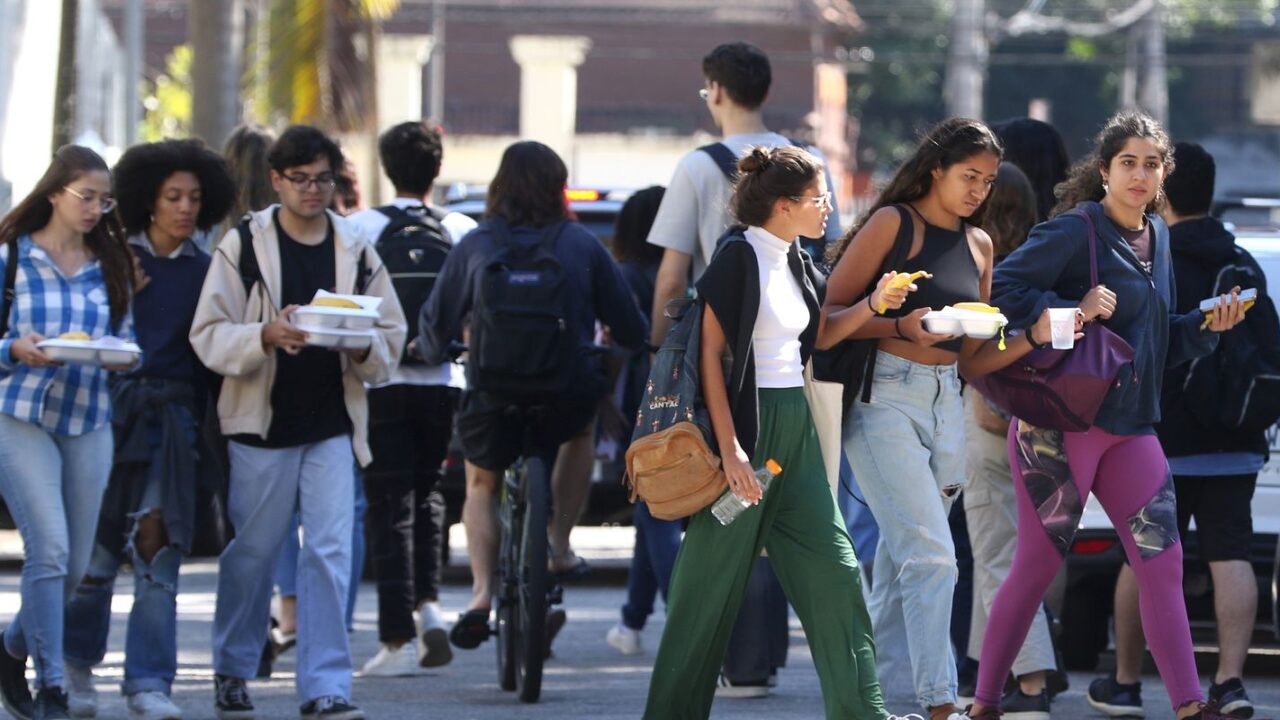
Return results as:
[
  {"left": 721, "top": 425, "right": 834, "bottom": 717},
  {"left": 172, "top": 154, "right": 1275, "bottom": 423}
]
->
[
  {"left": 419, "top": 219, "right": 648, "bottom": 382},
  {"left": 991, "top": 201, "right": 1217, "bottom": 436}
]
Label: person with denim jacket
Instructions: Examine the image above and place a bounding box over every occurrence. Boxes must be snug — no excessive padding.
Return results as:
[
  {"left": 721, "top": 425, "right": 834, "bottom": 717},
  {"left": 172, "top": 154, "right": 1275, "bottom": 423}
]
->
[
  {"left": 0, "top": 146, "right": 139, "bottom": 720},
  {"left": 823, "top": 118, "right": 1003, "bottom": 720},
  {"left": 58, "top": 139, "right": 234, "bottom": 720},
  {"left": 959, "top": 112, "right": 1248, "bottom": 720}
]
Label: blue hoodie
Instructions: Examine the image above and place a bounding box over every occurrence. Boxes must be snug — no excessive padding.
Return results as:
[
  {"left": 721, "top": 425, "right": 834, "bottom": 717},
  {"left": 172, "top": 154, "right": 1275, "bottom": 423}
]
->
[{"left": 991, "top": 201, "right": 1217, "bottom": 436}]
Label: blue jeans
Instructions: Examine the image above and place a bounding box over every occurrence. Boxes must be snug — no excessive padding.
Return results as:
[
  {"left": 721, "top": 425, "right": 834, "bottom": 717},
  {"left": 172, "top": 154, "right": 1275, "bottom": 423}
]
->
[
  {"left": 836, "top": 451, "right": 879, "bottom": 567},
  {"left": 274, "top": 463, "right": 366, "bottom": 631},
  {"left": 0, "top": 414, "right": 112, "bottom": 689},
  {"left": 620, "top": 501, "right": 681, "bottom": 631},
  {"left": 844, "top": 351, "right": 965, "bottom": 709},
  {"left": 64, "top": 408, "right": 198, "bottom": 695},
  {"left": 213, "top": 437, "right": 355, "bottom": 703}
]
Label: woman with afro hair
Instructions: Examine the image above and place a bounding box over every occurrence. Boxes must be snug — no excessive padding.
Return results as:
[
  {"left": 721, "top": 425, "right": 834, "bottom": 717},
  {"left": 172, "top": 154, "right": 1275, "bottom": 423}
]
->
[{"left": 61, "top": 139, "right": 234, "bottom": 720}]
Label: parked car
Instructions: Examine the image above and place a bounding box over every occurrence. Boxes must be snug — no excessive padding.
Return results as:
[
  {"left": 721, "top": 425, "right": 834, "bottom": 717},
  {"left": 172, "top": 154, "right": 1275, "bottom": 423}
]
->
[{"left": 1055, "top": 200, "right": 1280, "bottom": 669}]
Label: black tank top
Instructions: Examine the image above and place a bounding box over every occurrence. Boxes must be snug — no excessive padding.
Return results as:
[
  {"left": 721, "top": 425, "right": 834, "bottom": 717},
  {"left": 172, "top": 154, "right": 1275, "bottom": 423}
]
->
[{"left": 885, "top": 207, "right": 981, "bottom": 352}]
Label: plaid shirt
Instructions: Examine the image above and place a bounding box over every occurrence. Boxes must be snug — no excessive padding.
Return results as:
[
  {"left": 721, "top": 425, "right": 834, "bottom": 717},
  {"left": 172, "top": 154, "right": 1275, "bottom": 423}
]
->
[{"left": 0, "top": 235, "right": 135, "bottom": 436}]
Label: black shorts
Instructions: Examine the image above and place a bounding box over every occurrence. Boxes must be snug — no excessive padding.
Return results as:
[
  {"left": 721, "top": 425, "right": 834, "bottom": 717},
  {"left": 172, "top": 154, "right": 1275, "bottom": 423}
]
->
[
  {"left": 455, "top": 371, "right": 605, "bottom": 472},
  {"left": 1174, "top": 473, "right": 1257, "bottom": 563}
]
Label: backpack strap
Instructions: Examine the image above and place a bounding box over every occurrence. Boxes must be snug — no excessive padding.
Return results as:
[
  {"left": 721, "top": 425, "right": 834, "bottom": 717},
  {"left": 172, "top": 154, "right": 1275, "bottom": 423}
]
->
[
  {"left": 355, "top": 247, "right": 370, "bottom": 295},
  {"left": 856, "top": 205, "right": 915, "bottom": 403},
  {"left": 1, "top": 237, "right": 18, "bottom": 338},
  {"left": 234, "top": 217, "right": 260, "bottom": 297},
  {"left": 697, "top": 142, "right": 740, "bottom": 182}
]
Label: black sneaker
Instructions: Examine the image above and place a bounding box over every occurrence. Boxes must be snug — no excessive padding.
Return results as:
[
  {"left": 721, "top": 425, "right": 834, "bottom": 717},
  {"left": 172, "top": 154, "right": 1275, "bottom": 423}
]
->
[
  {"left": 214, "top": 674, "right": 254, "bottom": 720},
  {"left": 0, "top": 640, "right": 32, "bottom": 720},
  {"left": 1087, "top": 674, "right": 1144, "bottom": 718},
  {"left": 31, "top": 687, "right": 68, "bottom": 720},
  {"left": 299, "top": 696, "right": 364, "bottom": 720},
  {"left": 1002, "top": 687, "right": 1050, "bottom": 720},
  {"left": 1208, "top": 678, "right": 1254, "bottom": 719}
]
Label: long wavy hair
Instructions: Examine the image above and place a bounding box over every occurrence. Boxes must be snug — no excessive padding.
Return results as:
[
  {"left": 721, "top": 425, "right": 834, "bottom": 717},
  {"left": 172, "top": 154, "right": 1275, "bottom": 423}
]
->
[
  {"left": 0, "top": 145, "right": 132, "bottom": 325},
  {"left": 828, "top": 117, "right": 1003, "bottom": 264},
  {"left": 1051, "top": 111, "right": 1174, "bottom": 218},
  {"left": 981, "top": 162, "right": 1038, "bottom": 261}
]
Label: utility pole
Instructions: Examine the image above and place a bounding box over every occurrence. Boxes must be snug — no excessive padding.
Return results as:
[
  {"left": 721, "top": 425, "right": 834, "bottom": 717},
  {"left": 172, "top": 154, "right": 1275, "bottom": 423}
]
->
[
  {"left": 123, "top": 0, "right": 143, "bottom": 145},
  {"left": 1138, "top": 0, "right": 1168, "bottom": 125},
  {"left": 945, "top": 0, "right": 986, "bottom": 119}
]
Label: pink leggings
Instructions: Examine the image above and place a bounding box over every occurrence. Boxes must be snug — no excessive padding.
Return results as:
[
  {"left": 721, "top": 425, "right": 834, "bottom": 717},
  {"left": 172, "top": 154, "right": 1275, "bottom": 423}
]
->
[{"left": 975, "top": 422, "right": 1202, "bottom": 712}]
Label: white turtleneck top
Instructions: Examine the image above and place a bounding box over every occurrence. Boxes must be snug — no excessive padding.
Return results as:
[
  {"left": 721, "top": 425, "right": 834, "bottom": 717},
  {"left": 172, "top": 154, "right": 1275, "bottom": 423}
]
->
[{"left": 744, "top": 225, "right": 809, "bottom": 388}]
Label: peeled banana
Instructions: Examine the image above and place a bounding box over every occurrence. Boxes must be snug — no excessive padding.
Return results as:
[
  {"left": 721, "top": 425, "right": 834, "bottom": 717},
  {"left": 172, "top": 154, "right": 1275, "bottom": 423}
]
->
[
  {"left": 58, "top": 331, "right": 91, "bottom": 341},
  {"left": 878, "top": 271, "right": 932, "bottom": 313},
  {"left": 311, "top": 297, "right": 362, "bottom": 310}
]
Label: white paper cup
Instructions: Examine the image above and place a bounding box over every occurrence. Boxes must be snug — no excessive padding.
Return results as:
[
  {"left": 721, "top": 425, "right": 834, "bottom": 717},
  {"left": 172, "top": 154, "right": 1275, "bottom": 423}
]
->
[{"left": 1048, "top": 308, "right": 1078, "bottom": 349}]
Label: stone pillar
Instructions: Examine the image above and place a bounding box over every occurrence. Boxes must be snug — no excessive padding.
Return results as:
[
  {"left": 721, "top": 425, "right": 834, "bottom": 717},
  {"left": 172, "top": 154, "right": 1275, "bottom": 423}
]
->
[
  {"left": 378, "top": 34, "right": 433, "bottom": 127},
  {"left": 508, "top": 35, "right": 591, "bottom": 164}
]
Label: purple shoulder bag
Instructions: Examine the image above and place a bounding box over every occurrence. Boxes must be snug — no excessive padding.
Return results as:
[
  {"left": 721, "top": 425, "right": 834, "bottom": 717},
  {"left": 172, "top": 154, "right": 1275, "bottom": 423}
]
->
[{"left": 968, "top": 210, "right": 1135, "bottom": 432}]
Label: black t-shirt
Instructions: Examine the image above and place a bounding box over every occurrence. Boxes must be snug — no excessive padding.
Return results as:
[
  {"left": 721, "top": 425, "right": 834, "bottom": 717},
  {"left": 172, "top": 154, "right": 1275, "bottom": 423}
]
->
[{"left": 233, "top": 212, "right": 351, "bottom": 448}]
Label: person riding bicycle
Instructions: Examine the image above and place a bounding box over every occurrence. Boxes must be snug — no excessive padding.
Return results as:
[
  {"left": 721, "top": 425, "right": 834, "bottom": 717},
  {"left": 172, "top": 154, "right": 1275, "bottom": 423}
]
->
[{"left": 418, "top": 140, "right": 647, "bottom": 652}]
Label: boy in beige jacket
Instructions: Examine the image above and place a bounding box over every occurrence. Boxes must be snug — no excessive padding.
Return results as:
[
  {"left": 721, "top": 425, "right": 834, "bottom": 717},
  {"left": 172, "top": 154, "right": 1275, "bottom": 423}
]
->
[{"left": 189, "top": 126, "right": 405, "bottom": 720}]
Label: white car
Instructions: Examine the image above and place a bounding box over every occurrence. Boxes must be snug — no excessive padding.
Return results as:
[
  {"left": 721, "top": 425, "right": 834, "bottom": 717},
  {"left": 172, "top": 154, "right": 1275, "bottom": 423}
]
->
[{"left": 1055, "top": 202, "right": 1280, "bottom": 670}]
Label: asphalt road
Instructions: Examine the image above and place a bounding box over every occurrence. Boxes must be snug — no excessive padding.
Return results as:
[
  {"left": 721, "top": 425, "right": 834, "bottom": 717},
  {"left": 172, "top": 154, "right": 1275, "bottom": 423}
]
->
[{"left": 0, "top": 551, "right": 1278, "bottom": 718}]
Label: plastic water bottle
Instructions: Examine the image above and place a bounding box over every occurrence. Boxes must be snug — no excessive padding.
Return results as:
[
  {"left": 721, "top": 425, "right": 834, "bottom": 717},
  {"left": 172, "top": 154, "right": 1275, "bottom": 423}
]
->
[{"left": 711, "top": 459, "right": 783, "bottom": 526}]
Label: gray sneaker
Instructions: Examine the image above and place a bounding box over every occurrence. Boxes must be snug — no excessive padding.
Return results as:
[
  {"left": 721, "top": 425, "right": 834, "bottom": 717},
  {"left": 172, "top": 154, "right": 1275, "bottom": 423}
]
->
[
  {"left": 299, "top": 696, "right": 364, "bottom": 720},
  {"left": 125, "top": 691, "right": 181, "bottom": 720},
  {"left": 213, "top": 675, "right": 253, "bottom": 720}
]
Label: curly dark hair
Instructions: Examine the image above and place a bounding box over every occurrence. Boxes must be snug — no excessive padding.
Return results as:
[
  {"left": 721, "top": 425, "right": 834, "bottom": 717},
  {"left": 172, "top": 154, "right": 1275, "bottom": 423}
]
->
[
  {"left": 0, "top": 146, "right": 132, "bottom": 325},
  {"left": 112, "top": 139, "right": 236, "bottom": 236},
  {"left": 828, "top": 117, "right": 1003, "bottom": 264},
  {"left": 379, "top": 121, "right": 444, "bottom": 197},
  {"left": 1051, "top": 111, "right": 1174, "bottom": 218},
  {"left": 731, "top": 145, "right": 824, "bottom": 226},
  {"left": 485, "top": 141, "right": 569, "bottom": 228}
]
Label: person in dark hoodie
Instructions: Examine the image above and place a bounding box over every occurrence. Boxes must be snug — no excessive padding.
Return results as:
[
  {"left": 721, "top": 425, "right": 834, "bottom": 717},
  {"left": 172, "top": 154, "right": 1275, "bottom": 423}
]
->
[
  {"left": 1098, "top": 142, "right": 1270, "bottom": 719},
  {"left": 957, "top": 113, "right": 1248, "bottom": 720}
]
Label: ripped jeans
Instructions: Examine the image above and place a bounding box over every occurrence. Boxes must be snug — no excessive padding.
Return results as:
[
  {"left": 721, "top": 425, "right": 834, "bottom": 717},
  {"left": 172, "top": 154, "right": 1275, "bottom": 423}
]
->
[
  {"left": 844, "top": 351, "right": 966, "bottom": 709},
  {"left": 64, "top": 407, "right": 196, "bottom": 696}
]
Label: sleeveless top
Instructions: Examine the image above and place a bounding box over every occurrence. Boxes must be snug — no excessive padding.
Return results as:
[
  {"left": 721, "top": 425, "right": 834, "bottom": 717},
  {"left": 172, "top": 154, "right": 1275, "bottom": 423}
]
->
[{"left": 885, "top": 208, "right": 982, "bottom": 352}]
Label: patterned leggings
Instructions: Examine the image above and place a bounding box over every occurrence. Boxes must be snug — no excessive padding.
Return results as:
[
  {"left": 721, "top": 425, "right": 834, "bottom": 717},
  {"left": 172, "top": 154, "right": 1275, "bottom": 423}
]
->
[{"left": 975, "top": 422, "right": 1203, "bottom": 712}]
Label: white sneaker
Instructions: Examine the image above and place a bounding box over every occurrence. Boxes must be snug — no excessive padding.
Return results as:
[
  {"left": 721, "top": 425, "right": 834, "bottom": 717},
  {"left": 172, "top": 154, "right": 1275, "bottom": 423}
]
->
[
  {"left": 126, "top": 691, "right": 182, "bottom": 720},
  {"left": 359, "top": 643, "right": 423, "bottom": 677},
  {"left": 65, "top": 664, "right": 97, "bottom": 718},
  {"left": 713, "top": 673, "right": 769, "bottom": 699},
  {"left": 415, "top": 603, "right": 452, "bottom": 668},
  {"left": 605, "top": 623, "right": 641, "bottom": 656}
]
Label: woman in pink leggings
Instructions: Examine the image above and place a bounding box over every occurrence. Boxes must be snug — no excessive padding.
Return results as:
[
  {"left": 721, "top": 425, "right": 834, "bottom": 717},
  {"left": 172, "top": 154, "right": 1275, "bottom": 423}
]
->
[{"left": 956, "top": 112, "right": 1249, "bottom": 720}]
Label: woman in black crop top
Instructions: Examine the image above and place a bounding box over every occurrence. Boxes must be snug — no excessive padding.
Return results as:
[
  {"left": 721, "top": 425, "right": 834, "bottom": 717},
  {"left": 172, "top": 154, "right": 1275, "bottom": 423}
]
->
[{"left": 819, "top": 118, "right": 1002, "bottom": 720}]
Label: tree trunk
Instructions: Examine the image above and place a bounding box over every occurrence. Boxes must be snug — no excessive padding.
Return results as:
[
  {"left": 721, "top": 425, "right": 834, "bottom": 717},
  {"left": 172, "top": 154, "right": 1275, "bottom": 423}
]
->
[
  {"left": 1120, "top": 23, "right": 1139, "bottom": 110},
  {"left": 945, "top": 0, "right": 986, "bottom": 119},
  {"left": 190, "top": 0, "right": 244, "bottom": 149},
  {"left": 123, "top": 0, "right": 143, "bottom": 146},
  {"left": 1138, "top": 0, "right": 1168, "bottom": 125},
  {"left": 52, "top": 0, "right": 78, "bottom": 152}
]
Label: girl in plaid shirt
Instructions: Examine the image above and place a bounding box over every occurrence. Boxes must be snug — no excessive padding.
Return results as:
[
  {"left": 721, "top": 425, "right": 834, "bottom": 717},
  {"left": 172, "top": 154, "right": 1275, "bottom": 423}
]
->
[{"left": 0, "top": 145, "right": 136, "bottom": 720}]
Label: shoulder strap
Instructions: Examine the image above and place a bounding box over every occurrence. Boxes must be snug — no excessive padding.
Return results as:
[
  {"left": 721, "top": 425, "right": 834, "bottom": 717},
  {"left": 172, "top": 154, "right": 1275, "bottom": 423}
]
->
[
  {"left": 355, "top": 247, "right": 370, "bottom": 295},
  {"left": 235, "top": 217, "right": 260, "bottom": 296},
  {"left": 1, "top": 237, "right": 18, "bottom": 338},
  {"left": 1068, "top": 208, "right": 1101, "bottom": 288},
  {"left": 698, "top": 142, "right": 739, "bottom": 182},
  {"left": 856, "top": 206, "right": 916, "bottom": 404}
]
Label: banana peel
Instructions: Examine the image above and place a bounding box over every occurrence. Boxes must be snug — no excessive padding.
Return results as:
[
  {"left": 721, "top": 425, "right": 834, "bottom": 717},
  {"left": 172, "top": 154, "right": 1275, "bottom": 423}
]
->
[{"left": 878, "top": 271, "right": 932, "bottom": 314}]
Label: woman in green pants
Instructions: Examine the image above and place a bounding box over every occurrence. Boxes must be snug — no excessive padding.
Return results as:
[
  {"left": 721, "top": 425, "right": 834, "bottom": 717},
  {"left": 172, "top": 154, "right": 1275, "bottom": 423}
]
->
[{"left": 642, "top": 145, "right": 920, "bottom": 720}]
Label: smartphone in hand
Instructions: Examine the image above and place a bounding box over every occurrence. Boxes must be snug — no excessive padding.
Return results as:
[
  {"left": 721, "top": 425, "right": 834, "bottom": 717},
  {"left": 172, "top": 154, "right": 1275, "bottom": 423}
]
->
[{"left": 1199, "top": 287, "right": 1257, "bottom": 314}]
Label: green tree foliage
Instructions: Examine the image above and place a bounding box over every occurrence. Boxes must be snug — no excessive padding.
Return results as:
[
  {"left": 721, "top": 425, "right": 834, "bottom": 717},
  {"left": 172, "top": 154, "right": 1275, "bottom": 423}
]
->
[{"left": 140, "top": 45, "right": 193, "bottom": 142}]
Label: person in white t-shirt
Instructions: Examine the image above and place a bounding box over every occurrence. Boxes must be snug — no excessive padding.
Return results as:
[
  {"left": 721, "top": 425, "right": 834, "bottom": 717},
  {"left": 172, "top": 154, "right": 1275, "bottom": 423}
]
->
[
  {"left": 644, "top": 41, "right": 842, "bottom": 698},
  {"left": 345, "top": 121, "right": 477, "bottom": 677}
]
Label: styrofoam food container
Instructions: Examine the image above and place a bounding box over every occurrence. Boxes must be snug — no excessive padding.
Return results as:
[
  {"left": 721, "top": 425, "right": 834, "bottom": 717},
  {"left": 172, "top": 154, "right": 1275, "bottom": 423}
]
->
[
  {"left": 37, "top": 337, "right": 142, "bottom": 366},
  {"left": 292, "top": 304, "right": 378, "bottom": 330},
  {"left": 296, "top": 325, "right": 374, "bottom": 350},
  {"left": 922, "top": 308, "right": 1008, "bottom": 339}
]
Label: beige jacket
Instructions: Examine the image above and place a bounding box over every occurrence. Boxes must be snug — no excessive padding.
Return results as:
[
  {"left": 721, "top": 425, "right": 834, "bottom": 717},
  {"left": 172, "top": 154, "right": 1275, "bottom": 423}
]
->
[{"left": 189, "top": 206, "right": 406, "bottom": 466}]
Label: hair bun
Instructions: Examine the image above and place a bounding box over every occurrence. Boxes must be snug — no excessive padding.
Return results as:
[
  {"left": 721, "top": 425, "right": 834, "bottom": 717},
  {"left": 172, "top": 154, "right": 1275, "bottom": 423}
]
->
[{"left": 736, "top": 146, "right": 773, "bottom": 175}]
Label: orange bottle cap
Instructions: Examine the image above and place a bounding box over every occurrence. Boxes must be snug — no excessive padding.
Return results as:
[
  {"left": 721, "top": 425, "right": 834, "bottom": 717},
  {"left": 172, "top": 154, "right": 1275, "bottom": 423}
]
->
[{"left": 765, "top": 459, "right": 782, "bottom": 475}]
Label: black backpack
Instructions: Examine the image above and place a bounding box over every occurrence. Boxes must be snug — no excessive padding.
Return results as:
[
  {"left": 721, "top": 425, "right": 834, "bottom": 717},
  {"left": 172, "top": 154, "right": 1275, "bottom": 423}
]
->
[
  {"left": 1181, "top": 248, "right": 1280, "bottom": 434},
  {"left": 372, "top": 204, "right": 452, "bottom": 363},
  {"left": 469, "top": 217, "right": 574, "bottom": 398},
  {"left": 233, "top": 216, "right": 370, "bottom": 302},
  {"left": 1, "top": 238, "right": 16, "bottom": 338}
]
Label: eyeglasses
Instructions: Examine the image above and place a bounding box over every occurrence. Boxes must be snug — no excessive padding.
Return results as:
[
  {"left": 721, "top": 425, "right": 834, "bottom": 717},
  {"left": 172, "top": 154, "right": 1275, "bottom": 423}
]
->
[
  {"left": 789, "top": 192, "right": 832, "bottom": 210},
  {"left": 62, "top": 186, "right": 116, "bottom": 214},
  {"left": 282, "top": 173, "right": 337, "bottom": 192},
  {"left": 698, "top": 88, "right": 710, "bottom": 101}
]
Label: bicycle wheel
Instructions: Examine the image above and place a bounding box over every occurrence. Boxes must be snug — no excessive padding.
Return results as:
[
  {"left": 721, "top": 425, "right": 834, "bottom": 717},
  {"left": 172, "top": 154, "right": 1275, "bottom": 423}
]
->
[
  {"left": 514, "top": 455, "right": 549, "bottom": 703},
  {"left": 495, "top": 468, "right": 519, "bottom": 691}
]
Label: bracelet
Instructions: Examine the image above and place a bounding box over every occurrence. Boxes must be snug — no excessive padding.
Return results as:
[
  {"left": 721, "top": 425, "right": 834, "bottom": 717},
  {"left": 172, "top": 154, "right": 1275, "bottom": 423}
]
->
[
  {"left": 894, "top": 317, "right": 905, "bottom": 339},
  {"left": 1025, "top": 330, "right": 1045, "bottom": 350},
  {"left": 865, "top": 294, "right": 878, "bottom": 315}
]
